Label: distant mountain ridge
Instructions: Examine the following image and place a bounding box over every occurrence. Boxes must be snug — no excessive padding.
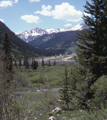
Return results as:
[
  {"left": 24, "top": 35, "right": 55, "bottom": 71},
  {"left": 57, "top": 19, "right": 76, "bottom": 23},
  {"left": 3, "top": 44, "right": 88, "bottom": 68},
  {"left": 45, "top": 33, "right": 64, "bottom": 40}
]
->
[
  {"left": 28, "top": 30, "right": 79, "bottom": 54},
  {"left": 21, "top": 23, "right": 89, "bottom": 54},
  {"left": 16, "top": 23, "right": 89, "bottom": 43}
]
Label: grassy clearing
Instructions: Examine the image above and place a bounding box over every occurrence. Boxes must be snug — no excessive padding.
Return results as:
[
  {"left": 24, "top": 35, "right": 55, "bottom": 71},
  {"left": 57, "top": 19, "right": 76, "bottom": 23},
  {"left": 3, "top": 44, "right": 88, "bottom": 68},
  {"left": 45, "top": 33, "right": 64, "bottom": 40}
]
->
[{"left": 14, "top": 64, "right": 73, "bottom": 89}]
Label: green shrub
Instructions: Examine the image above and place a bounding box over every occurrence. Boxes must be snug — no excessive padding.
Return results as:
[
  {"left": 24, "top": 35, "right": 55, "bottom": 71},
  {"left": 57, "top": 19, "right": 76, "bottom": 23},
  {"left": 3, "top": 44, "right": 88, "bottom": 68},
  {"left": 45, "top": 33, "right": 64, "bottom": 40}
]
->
[
  {"left": 49, "top": 80, "right": 60, "bottom": 86},
  {"left": 91, "top": 75, "right": 107, "bottom": 110},
  {"left": 30, "top": 76, "right": 39, "bottom": 83},
  {"left": 14, "top": 72, "right": 29, "bottom": 87}
]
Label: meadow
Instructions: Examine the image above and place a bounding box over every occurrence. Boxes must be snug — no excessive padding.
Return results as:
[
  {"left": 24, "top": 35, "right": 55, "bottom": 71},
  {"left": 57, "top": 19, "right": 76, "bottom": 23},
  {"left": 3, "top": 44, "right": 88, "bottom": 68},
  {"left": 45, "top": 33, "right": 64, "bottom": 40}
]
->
[{"left": 14, "top": 62, "right": 107, "bottom": 120}]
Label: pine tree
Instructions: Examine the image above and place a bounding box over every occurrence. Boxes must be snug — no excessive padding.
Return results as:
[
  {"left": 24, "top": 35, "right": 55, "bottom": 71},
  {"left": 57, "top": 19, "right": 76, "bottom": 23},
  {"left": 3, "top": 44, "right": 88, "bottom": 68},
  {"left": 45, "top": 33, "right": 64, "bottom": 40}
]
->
[
  {"left": 76, "top": 0, "right": 107, "bottom": 82},
  {"left": 74, "top": 0, "right": 107, "bottom": 109},
  {"left": 2, "top": 31, "right": 13, "bottom": 73},
  {"left": 48, "top": 60, "right": 51, "bottom": 66},
  {"left": 25, "top": 56, "right": 29, "bottom": 69},
  {"left": 41, "top": 58, "right": 44, "bottom": 66},
  {"left": 33, "top": 60, "right": 38, "bottom": 70},
  {"left": 1, "top": 31, "right": 13, "bottom": 82},
  {"left": 54, "top": 60, "right": 56, "bottom": 66},
  {"left": 70, "top": 65, "right": 94, "bottom": 110},
  {"left": 14, "top": 59, "right": 18, "bottom": 69},
  {"left": 19, "top": 58, "right": 22, "bottom": 67},
  {"left": 59, "top": 66, "right": 71, "bottom": 110},
  {"left": 36, "top": 60, "right": 38, "bottom": 68},
  {"left": 0, "top": 31, "right": 17, "bottom": 119}
]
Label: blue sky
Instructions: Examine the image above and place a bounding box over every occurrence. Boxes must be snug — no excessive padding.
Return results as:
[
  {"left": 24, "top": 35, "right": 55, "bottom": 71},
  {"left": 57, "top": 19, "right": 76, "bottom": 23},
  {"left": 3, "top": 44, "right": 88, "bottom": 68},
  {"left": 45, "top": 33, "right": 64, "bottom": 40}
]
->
[{"left": 0, "top": 0, "right": 91, "bottom": 33}]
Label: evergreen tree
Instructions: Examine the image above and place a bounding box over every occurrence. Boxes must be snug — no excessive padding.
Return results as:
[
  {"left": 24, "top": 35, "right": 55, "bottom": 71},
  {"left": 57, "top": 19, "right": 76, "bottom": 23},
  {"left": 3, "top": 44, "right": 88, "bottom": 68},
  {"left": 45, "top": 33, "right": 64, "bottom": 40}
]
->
[
  {"left": 19, "top": 58, "right": 22, "bottom": 67},
  {"left": 76, "top": 0, "right": 107, "bottom": 82},
  {"left": 70, "top": 65, "right": 94, "bottom": 110},
  {"left": 59, "top": 66, "right": 71, "bottom": 110},
  {"left": 36, "top": 60, "right": 38, "bottom": 68},
  {"left": 54, "top": 60, "right": 56, "bottom": 66},
  {"left": 74, "top": 0, "right": 107, "bottom": 109},
  {"left": 1, "top": 31, "right": 13, "bottom": 82},
  {"left": 48, "top": 60, "right": 51, "bottom": 66},
  {"left": 33, "top": 60, "right": 38, "bottom": 70},
  {"left": 41, "top": 58, "right": 44, "bottom": 66},
  {"left": 0, "top": 31, "right": 17, "bottom": 119},
  {"left": 14, "top": 59, "right": 18, "bottom": 69},
  {"left": 25, "top": 56, "right": 29, "bottom": 69},
  {"left": 2, "top": 31, "right": 13, "bottom": 73},
  {"left": 0, "top": 31, "right": 26, "bottom": 120}
]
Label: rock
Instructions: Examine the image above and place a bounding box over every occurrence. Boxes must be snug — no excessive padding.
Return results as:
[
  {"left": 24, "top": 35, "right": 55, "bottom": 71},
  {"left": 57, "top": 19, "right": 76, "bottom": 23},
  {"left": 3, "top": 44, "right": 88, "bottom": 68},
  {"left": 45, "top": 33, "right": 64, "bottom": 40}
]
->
[
  {"left": 37, "top": 90, "right": 40, "bottom": 92},
  {"left": 57, "top": 99, "right": 63, "bottom": 102},
  {"left": 48, "top": 116, "right": 56, "bottom": 120},
  {"left": 62, "top": 117, "right": 67, "bottom": 119},
  {"left": 52, "top": 107, "right": 62, "bottom": 114},
  {"left": 79, "top": 110, "right": 82, "bottom": 112}
]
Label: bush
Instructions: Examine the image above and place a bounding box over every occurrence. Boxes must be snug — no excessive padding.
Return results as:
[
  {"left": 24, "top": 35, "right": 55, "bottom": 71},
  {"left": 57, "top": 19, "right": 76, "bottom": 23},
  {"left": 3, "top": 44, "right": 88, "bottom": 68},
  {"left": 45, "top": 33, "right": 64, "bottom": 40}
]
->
[
  {"left": 14, "top": 72, "right": 29, "bottom": 87},
  {"left": 91, "top": 75, "right": 107, "bottom": 109}
]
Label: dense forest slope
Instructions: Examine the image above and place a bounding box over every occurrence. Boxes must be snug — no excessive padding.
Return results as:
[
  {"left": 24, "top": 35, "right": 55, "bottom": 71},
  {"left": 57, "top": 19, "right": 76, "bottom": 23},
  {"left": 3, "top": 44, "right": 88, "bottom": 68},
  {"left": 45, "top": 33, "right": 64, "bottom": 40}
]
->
[{"left": 28, "top": 30, "right": 80, "bottom": 54}]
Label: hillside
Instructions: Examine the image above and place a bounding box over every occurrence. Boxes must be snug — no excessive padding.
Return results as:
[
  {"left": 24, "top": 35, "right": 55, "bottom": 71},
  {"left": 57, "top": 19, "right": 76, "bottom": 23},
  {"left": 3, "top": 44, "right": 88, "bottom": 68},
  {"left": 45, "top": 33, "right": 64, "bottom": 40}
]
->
[
  {"left": 0, "top": 21, "right": 51, "bottom": 57},
  {"left": 28, "top": 30, "right": 80, "bottom": 54}
]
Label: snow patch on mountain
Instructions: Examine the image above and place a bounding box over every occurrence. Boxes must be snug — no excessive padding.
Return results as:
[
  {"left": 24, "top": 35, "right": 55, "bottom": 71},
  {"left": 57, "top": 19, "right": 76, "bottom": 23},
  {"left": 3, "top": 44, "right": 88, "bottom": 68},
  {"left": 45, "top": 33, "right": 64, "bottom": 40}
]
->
[
  {"left": 46, "top": 28, "right": 60, "bottom": 34},
  {"left": 64, "top": 23, "right": 89, "bottom": 31}
]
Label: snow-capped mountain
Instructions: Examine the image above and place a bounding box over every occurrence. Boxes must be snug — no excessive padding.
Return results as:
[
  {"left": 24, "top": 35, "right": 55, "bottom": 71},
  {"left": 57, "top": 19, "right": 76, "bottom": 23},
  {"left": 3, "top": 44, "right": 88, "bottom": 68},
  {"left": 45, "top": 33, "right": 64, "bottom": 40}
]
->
[
  {"left": 16, "top": 28, "right": 48, "bottom": 42},
  {"left": 16, "top": 28, "right": 62, "bottom": 42},
  {"left": 64, "top": 23, "right": 89, "bottom": 31},
  {"left": 16, "top": 23, "right": 89, "bottom": 42}
]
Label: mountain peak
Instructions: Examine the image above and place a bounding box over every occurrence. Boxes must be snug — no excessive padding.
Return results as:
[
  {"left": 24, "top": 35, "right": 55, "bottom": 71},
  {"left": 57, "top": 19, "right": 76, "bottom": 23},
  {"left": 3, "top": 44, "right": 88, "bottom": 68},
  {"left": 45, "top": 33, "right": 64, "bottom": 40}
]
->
[{"left": 64, "top": 23, "right": 89, "bottom": 31}]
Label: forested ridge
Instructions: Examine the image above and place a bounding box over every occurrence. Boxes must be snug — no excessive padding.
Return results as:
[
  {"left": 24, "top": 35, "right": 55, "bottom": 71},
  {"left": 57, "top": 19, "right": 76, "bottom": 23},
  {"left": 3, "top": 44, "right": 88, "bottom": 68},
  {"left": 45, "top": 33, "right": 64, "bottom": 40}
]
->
[{"left": 0, "top": 21, "right": 52, "bottom": 57}]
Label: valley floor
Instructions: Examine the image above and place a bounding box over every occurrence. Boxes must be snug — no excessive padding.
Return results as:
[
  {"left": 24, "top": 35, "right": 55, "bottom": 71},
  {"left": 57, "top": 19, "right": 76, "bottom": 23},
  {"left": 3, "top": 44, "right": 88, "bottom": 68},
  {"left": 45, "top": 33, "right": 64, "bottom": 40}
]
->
[{"left": 14, "top": 59, "right": 107, "bottom": 120}]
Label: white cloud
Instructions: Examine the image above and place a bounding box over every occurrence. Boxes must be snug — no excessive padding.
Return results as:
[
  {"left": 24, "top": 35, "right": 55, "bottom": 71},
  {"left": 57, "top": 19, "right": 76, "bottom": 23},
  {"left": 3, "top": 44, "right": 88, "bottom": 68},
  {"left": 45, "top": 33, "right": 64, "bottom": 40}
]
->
[
  {"left": 0, "top": 1, "right": 12, "bottom": 8},
  {"left": 14, "top": 0, "right": 19, "bottom": 3},
  {"left": 29, "top": 0, "right": 40, "bottom": 3},
  {"left": 35, "top": 5, "right": 52, "bottom": 16},
  {"left": 52, "top": 3, "right": 82, "bottom": 22},
  {"left": 0, "top": 19, "right": 4, "bottom": 22},
  {"left": 0, "top": 0, "right": 18, "bottom": 8},
  {"left": 64, "top": 23, "right": 72, "bottom": 27},
  {"left": 35, "top": 3, "right": 82, "bottom": 22},
  {"left": 20, "top": 15, "right": 40, "bottom": 23}
]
